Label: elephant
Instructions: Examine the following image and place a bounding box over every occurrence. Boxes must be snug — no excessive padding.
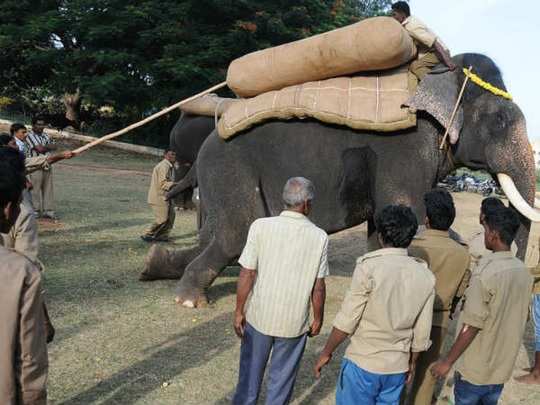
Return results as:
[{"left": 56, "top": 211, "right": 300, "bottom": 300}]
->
[
  {"left": 141, "top": 53, "right": 537, "bottom": 308},
  {"left": 168, "top": 113, "right": 215, "bottom": 208}
]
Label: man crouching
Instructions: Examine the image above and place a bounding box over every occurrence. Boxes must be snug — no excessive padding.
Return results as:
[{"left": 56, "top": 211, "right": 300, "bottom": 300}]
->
[{"left": 314, "top": 205, "right": 436, "bottom": 404}]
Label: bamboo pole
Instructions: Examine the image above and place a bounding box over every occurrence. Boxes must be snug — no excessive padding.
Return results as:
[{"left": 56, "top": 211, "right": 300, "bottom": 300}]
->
[
  {"left": 72, "top": 81, "right": 228, "bottom": 155},
  {"left": 439, "top": 66, "right": 473, "bottom": 150}
]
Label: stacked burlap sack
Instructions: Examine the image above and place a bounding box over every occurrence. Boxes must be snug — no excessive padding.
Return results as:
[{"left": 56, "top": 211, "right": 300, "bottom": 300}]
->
[{"left": 182, "top": 17, "right": 420, "bottom": 139}]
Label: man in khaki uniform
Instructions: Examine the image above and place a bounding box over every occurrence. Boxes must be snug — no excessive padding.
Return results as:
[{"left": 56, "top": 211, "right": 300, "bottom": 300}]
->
[
  {"left": 391, "top": 2, "right": 456, "bottom": 80},
  {"left": 141, "top": 150, "right": 177, "bottom": 242},
  {"left": 0, "top": 133, "right": 72, "bottom": 261},
  {"left": 25, "top": 116, "right": 58, "bottom": 219},
  {"left": 407, "top": 190, "right": 470, "bottom": 405},
  {"left": 314, "top": 205, "right": 435, "bottom": 404},
  {"left": 2, "top": 199, "right": 39, "bottom": 263},
  {"left": 468, "top": 197, "right": 517, "bottom": 272},
  {"left": 432, "top": 206, "right": 533, "bottom": 404},
  {"left": 515, "top": 241, "right": 540, "bottom": 385},
  {"left": 0, "top": 147, "right": 48, "bottom": 404}
]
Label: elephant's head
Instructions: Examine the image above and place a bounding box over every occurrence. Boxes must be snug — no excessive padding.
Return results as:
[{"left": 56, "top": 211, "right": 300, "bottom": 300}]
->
[{"left": 409, "top": 53, "right": 536, "bottom": 258}]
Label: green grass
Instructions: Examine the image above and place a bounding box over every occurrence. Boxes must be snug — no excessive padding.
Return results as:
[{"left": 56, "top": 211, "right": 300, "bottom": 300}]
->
[{"left": 42, "top": 144, "right": 539, "bottom": 404}]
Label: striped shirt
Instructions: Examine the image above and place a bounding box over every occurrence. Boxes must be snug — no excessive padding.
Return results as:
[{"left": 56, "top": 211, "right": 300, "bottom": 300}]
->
[
  {"left": 24, "top": 131, "right": 54, "bottom": 158},
  {"left": 15, "top": 137, "right": 28, "bottom": 155},
  {"left": 239, "top": 211, "right": 329, "bottom": 338}
]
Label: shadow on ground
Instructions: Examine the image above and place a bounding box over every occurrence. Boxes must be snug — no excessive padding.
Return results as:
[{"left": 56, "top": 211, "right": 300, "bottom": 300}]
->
[{"left": 59, "top": 312, "right": 236, "bottom": 404}]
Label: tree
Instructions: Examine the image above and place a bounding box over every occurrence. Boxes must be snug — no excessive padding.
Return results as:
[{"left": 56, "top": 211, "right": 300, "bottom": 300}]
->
[{"left": 0, "top": 0, "right": 394, "bottom": 145}]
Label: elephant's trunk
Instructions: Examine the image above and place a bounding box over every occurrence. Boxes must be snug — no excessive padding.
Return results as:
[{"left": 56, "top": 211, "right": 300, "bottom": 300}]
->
[{"left": 492, "top": 118, "right": 536, "bottom": 259}]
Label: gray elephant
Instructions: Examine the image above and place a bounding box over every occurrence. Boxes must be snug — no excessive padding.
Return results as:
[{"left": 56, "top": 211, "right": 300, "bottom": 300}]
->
[{"left": 141, "top": 53, "right": 537, "bottom": 308}]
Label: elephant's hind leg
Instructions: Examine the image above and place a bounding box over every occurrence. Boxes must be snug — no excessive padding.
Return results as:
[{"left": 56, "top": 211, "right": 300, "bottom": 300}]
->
[{"left": 139, "top": 244, "right": 203, "bottom": 281}]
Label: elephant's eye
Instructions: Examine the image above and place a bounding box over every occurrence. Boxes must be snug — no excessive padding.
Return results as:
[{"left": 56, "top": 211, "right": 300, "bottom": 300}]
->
[{"left": 496, "top": 112, "right": 507, "bottom": 129}]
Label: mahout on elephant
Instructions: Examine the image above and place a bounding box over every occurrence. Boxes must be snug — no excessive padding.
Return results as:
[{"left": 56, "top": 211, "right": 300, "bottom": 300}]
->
[{"left": 141, "top": 53, "right": 537, "bottom": 308}]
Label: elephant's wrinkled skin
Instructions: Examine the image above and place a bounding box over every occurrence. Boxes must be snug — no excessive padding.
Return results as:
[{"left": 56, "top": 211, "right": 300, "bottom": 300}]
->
[{"left": 141, "top": 54, "right": 535, "bottom": 308}]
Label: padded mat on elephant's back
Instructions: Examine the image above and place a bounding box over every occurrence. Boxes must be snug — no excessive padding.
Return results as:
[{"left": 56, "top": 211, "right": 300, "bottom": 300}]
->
[{"left": 217, "top": 66, "right": 417, "bottom": 139}]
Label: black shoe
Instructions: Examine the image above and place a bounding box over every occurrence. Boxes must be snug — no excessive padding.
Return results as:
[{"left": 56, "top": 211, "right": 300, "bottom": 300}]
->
[{"left": 140, "top": 235, "right": 155, "bottom": 242}]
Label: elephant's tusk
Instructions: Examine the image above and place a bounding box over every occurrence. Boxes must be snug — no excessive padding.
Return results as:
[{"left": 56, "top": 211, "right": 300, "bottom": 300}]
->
[{"left": 497, "top": 174, "right": 540, "bottom": 222}]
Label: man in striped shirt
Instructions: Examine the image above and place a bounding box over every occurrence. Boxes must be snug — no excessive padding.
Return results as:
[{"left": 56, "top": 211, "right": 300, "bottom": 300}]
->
[
  {"left": 25, "top": 116, "right": 58, "bottom": 219},
  {"left": 232, "top": 177, "right": 329, "bottom": 405}
]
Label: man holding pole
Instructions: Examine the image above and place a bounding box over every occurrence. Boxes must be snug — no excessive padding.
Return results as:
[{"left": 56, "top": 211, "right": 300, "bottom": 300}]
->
[{"left": 25, "top": 116, "right": 58, "bottom": 219}]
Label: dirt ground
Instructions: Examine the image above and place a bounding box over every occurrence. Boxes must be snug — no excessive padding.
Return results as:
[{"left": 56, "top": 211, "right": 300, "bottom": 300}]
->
[{"left": 41, "top": 145, "right": 539, "bottom": 404}]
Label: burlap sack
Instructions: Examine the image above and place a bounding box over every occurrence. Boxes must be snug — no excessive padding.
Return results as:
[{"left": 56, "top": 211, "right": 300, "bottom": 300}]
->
[
  {"left": 180, "top": 94, "right": 238, "bottom": 117},
  {"left": 218, "top": 67, "right": 417, "bottom": 139},
  {"left": 227, "top": 17, "right": 416, "bottom": 98}
]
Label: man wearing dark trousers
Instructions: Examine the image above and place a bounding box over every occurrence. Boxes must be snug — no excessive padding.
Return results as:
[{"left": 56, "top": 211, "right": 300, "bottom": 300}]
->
[{"left": 232, "top": 177, "right": 329, "bottom": 405}]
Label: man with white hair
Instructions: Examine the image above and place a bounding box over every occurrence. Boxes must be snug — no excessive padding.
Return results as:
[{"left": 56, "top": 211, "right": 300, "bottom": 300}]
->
[{"left": 232, "top": 177, "right": 329, "bottom": 405}]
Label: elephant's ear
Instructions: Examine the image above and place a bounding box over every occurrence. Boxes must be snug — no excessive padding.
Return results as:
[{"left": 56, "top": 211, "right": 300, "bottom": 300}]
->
[{"left": 405, "top": 71, "right": 463, "bottom": 144}]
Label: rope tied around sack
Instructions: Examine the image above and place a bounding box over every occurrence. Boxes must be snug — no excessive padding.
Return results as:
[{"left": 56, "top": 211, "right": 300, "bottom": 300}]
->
[{"left": 463, "top": 68, "right": 513, "bottom": 100}]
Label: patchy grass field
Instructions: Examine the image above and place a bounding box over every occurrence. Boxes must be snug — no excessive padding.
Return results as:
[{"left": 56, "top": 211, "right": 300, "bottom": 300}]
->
[{"left": 43, "top": 145, "right": 539, "bottom": 404}]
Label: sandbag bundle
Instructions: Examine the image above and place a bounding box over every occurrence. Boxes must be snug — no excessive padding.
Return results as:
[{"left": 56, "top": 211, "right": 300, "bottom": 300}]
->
[
  {"left": 218, "top": 66, "right": 417, "bottom": 139},
  {"left": 227, "top": 17, "right": 417, "bottom": 98}
]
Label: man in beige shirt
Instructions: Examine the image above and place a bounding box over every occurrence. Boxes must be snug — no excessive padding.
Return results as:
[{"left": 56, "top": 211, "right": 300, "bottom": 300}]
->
[
  {"left": 141, "top": 150, "right": 176, "bottom": 242},
  {"left": 468, "top": 197, "right": 517, "bottom": 272},
  {"left": 391, "top": 2, "right": 456, "bottom": 80},
  {"left": 432, "top": 206, "right": 533, "bottom": 404},
  {"left": 25, "top": 116, "right": 59, "bottom": 219},
  {"left": 314, "top": 205, "right": 435, "bottom": 405},
  {"left": 233, "top": 177, "right": 328, "bottom": 405},
  {"left": 2, "top": 199, "right": 39, "bottom": 263},
  {"left": 407, "top": 190, "right": 470, "bottom": 405},
  {"left": 515, "top": 241, "right": 540, "bottom": 385},
  {"left": 0, "top": 133, "right": 72, "bottom": 260},
  {"left": 0, "top": 147, "right": 48, "bottom": 405}
]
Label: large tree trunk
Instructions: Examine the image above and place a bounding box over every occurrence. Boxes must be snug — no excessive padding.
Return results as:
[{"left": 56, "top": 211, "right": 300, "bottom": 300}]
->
[{"left": 63, "top": 90, "right": 81, "bottom": 130}]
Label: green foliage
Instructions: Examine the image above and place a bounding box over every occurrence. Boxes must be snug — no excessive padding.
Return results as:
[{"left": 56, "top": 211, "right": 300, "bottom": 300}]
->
[{"left": 0, "top": 0, "right": 393, "bottom": 145}]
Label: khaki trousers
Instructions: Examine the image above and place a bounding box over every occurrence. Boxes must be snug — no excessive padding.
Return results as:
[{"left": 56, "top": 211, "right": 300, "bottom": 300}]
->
[
  {"left": 409, "top": 326, "right": 448, "bottom": 405},
  {"left": 144, "top": 203, "right": 175, "bottom": 240},
  {"left": 29, "top": 168, "right": 54, "bottom": 214},
  {"left": 409, "top": 52, "right": 441, "bottom": 80}
]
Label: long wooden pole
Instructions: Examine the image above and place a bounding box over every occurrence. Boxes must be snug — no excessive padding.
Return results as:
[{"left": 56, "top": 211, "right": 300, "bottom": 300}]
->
[
  {"left": 72, "top": 81, "right": 228, "bottom": 155},
  {"left": 439, "top": 66, "right": 473, "bottom": 150}
]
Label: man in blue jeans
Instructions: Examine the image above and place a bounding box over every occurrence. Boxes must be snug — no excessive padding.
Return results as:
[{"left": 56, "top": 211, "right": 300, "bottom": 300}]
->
[
  {"left": 232, "top": 177, "right": 329, "bottom": 404},
  {"left": 314, "top": 205, "right": 436, "bottom": 404},
  {"left": 432, "top": 206, "right": 533, "bottom": 404},
  {"left": 515, "top": 245, "right": 540, "bottom": 385}
]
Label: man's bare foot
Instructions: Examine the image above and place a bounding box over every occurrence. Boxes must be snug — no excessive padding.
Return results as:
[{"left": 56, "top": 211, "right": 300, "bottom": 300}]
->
[{"left": 514, "top": 371, "right": 540, "bottom": 385}]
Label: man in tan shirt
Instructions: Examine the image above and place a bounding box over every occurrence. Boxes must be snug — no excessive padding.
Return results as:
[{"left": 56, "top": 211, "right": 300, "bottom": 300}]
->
[
  {"left": 0, "top": 147, "right": 48, "bottom": 404},
  {"left": 25, "top": 116, "right": 59, "bottom": 219},
  {"left": 515, "top": 240, "right": 540, "bottom": 385},
  {"left": 314, "top": 205, "right": 435, "bottom": 405},
  {"left": 407, "top": 189, "right": 470, "bottom": 405},
  {"left": 468, "top": 197, "right": 517, "bottom": 272},
  {"left": 432, "top": 206, "right": 533, "bottom": 404},
  {"left": 141, "top": 150, "right": 176, "bottom": 242},
  {"left": 0, "top": 133, "right": 72, "bottom": 260},
  {"left": 233, "top": 177, "right": 328, "bottom": 404},
  {"left": 391, "top": 2, "right": 456, "bottom": 80}
]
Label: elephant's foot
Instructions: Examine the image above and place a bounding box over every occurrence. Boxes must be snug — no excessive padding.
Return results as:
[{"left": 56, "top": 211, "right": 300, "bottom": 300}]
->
[
  {"left": 174, "top": 267, "right": 218, "bottom": 308},
  {"left": 139, "top": 245, "right": 186, "bottom": 281}
]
